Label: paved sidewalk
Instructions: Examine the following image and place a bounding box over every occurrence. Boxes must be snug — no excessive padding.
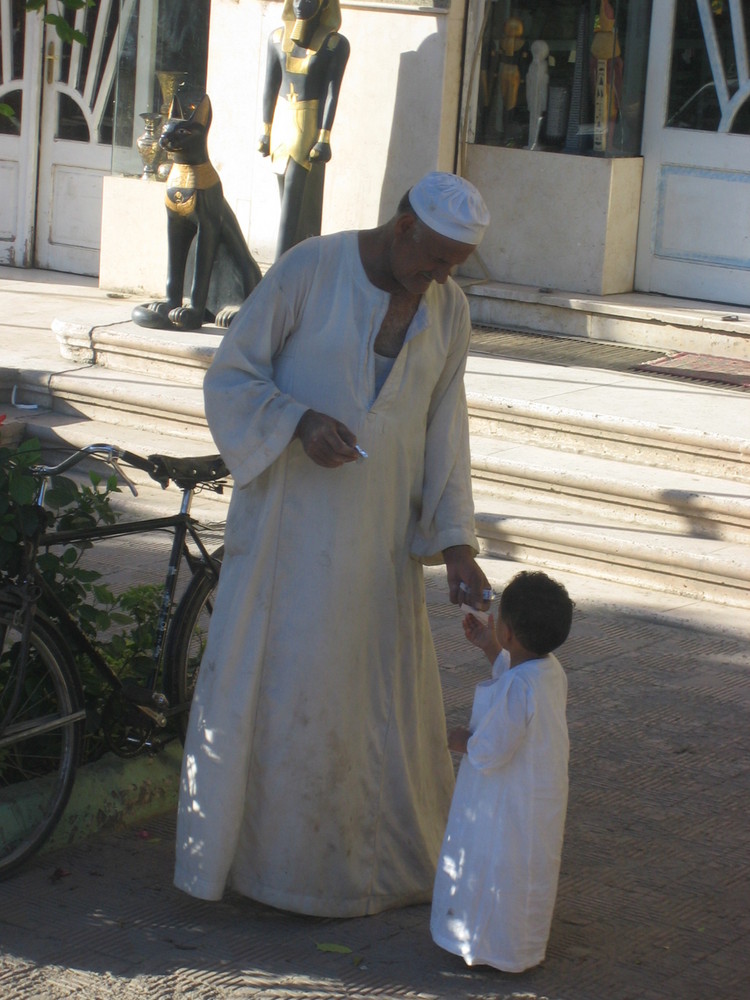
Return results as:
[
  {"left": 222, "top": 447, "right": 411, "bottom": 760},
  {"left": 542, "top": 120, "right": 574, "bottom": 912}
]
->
[
  {"left": 1, "top": 559, "right": 749, "bottom": 1000},
  {"left": 2, "top": 267, "right": 750, "bottom": 997}
]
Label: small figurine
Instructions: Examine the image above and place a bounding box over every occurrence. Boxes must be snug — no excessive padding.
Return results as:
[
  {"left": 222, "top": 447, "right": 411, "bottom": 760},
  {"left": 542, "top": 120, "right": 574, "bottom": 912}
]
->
[
  {"left": 526, "top": 40, "right": 550, "bottom": 149},
  {"left": 590, "top": 0, "right": 623, "bottom": 151},
  {"left": 498, "top": 16, "right": 525, "bottom": 116}
]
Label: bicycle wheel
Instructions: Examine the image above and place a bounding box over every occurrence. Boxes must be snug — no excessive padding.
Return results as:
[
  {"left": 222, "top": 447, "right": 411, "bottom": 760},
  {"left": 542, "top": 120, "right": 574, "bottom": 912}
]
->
[
  {"left": 0, "top": 605, "right": 84, "bottom": 878},
  {"left": 165, "top": 546, "right": 223, "bottom": 742}
]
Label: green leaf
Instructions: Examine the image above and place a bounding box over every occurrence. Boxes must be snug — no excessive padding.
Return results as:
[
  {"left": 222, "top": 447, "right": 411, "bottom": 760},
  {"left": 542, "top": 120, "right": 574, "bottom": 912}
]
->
[
  {"left": 8, "top": 471, "right": 37, "bottom": 506},
  {"left": 18, "top": 506, "right": 43, "bottom": 536},
  {"left": 92, "top": 583, "right": 115, "bottom": 603},
  {"left": 109, "top": 612, "right": 133, "bottom": 626},
  {"left": 15, "top": 437, "right": 42, "bottom": 459},
  {"left": 37, "top": 551, "right": 59, "bottom": 574},
  {"left": 95, "top": 611, "right": 111, "bottom": 630},
  {"left": 316, "top": 942, "right": 353, "bottom": 955},
  {"left": 61, "top": 546, "right": 79, "bottom": 565},
  {"left": 48, "top": 474, "right": 82, "bottom": 506}
]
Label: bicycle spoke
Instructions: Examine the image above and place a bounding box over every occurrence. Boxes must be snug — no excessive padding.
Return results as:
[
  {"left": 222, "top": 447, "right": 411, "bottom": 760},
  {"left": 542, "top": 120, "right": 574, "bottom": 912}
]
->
[{"left": 0, "top": 611, "right": 82, "bottom": 878}]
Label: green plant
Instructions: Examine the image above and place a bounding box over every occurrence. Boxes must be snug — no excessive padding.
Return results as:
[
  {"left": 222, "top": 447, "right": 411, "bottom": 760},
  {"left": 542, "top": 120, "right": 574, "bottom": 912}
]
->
[
  {"left": 1, "top": 435, "right": 164, "bottom": 763},
  {"left": 25, "top": 0, "right": 94, "bottom": 46},
  {"left": 0, "top": 436, "right": 48, "bottom": 577}
]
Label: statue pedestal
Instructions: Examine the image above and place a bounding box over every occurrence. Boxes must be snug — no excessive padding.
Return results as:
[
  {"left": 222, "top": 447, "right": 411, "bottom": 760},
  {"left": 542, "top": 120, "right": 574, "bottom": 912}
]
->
[
  {"left": 99, "top": 176, "right": 168, "bottom": 297},
  {"left": 462, "top": 145, "right": 643, "bottom": 295}
]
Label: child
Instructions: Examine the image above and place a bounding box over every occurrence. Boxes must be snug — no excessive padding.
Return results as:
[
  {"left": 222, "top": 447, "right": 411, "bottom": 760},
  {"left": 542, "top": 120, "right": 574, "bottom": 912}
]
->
[{"left": 430, "top": 570, "right": 574, "bottom": 973}]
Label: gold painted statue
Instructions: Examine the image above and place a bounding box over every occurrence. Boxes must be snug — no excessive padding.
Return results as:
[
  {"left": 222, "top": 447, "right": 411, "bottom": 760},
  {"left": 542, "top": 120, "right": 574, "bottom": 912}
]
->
[
  {"left": 498, "top": 15, "right": 525, "bottom": 115},
  {"left": 258, "top": 0, "right": 350, "bottom": 260},
  {"left": 590, "top": 0, "right": 623, "bottom": 151}
]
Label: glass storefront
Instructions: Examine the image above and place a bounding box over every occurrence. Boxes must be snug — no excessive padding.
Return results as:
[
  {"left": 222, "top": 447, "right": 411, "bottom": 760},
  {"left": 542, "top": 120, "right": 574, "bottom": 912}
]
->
[
  {"left": 667, "top": 0, "right": 750, "bottom": 134},
  {"left": 472, "top": 0, "right": 653, "bottom": 156},
  {"left": 111, "top": 0, "right": 210, "bottom": 176}
]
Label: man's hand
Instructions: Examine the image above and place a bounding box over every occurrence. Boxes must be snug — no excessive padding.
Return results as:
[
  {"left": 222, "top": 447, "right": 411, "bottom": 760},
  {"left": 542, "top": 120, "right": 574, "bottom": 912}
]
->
[
  {"left": 444, "top": 545, "right": 492, "bottom": 610},
  {"left": 295, "top": 409, "right": 360, "bottom": 468}
]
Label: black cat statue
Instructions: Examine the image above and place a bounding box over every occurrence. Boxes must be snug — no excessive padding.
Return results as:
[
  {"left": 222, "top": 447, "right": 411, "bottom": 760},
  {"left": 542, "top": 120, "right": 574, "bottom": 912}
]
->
[{"left": 132, "top": 93, "right": 262, "bottom": 331}]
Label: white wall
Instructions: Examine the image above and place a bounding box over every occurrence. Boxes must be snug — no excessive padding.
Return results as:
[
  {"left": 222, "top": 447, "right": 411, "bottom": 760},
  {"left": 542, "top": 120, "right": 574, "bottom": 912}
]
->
[
  {"left": 206, "top": 0, "right": 467, "bottom": 267},
  {"left": 99, "top": 0, "right": 467, "bottom": 293}
]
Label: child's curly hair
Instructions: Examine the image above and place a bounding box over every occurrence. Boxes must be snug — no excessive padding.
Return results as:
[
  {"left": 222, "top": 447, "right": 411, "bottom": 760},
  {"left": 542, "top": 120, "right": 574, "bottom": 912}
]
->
[{"left": 499, "top": 571, "right": 574, "bottom": 655}]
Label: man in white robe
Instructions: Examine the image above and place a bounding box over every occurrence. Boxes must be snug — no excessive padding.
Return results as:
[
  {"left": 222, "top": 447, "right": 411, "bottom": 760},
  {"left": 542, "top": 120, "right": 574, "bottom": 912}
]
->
[{"left": 174, "top": 172, "right": 492, "bottom": 917}]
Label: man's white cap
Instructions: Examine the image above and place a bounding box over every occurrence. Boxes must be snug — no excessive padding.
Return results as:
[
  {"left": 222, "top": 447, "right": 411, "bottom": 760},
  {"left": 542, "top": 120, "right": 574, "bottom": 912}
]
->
[{"left": 408, "top": 171, "right": 490, "bottom": 246}]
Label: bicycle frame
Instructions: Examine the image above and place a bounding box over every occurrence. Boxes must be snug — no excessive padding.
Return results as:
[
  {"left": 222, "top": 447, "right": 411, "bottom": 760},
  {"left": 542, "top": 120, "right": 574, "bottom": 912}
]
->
[
  {"left": 3, "top": 444, "right": 224, "bottom": 733},
  {"left": 0, "top": 443, "right": 226, "bottom": 876},
  {"left": 31, "top": 491, "right": 220, "bottom": 716}
]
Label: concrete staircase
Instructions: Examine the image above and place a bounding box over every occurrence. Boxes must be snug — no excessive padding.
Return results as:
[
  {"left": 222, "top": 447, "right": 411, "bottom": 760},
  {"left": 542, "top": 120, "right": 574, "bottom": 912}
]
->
[
  {"left": 465, "top": 353, "right": 749, "bottom": 608},
  {"left": 2, "top": 281, "right": 749, "bottom": 609}
]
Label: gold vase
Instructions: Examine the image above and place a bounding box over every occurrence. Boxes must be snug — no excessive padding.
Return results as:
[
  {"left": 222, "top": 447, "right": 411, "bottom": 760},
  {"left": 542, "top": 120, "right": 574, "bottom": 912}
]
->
[
  {"left": 156, "top": 70, "right": 188, "bottom": 117},
  {"left": 136, "top": 112, "right": 163, "bottom": 178}
]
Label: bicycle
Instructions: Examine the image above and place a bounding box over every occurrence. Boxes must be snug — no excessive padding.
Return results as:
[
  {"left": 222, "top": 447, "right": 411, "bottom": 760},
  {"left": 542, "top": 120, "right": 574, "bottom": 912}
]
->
[{"left": 0, "top": 443, "right": 227, "bottom": 878}]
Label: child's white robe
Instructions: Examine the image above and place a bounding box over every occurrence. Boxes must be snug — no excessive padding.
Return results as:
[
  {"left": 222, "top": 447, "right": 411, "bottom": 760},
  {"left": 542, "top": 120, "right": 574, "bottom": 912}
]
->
[
  {"left": 431, "top": 650, "right": 569, "bottom": 972},
  {"left": 174, "top": 232, "right": 478, "bottom": 916}
]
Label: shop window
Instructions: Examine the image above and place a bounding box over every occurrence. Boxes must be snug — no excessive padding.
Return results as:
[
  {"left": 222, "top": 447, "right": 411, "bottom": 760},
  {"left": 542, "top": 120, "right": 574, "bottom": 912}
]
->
[
  {"left": 667, "top": 0, "right": 750, "bottom": 134},
  {"left": 472, "top": 0, "right": 652, "bottom": 156},
  {"left": 111, "top": 0, "right": 210, "bottom": 176}
]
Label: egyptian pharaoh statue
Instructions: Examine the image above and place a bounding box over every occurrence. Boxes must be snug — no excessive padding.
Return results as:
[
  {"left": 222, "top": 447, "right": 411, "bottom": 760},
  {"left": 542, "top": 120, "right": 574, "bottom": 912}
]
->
[{"left": 258, "top": 0, "right": 349, "bottom": 260}]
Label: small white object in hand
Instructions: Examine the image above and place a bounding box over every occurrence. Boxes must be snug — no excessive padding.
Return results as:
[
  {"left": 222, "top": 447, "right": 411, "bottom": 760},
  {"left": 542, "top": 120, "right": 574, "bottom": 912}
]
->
[{"left": 460, "top": 603, "right": 489, "bottom": 625}]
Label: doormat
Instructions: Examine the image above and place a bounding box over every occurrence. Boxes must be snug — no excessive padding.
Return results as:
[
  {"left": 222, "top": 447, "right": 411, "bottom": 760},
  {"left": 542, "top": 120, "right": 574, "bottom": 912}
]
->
[
  {"left": 632, "top": 352, "right": 750, "bottom": 391},
  {"left": 470, "top": 327, "right": 663, "bottom": 370}
]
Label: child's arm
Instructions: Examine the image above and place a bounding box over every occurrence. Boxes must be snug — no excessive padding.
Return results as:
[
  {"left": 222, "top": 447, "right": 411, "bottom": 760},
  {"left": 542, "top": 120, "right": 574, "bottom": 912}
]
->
[
  {"left": 463, "top": 611, "right": 502, "bottom": 664},
  {"left": 447, "top": 726, "right": 471, "bottom": 754}
]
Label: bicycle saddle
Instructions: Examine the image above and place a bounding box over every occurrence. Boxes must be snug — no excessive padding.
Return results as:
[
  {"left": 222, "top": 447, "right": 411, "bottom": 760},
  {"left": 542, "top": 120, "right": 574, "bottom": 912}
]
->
[{"left": 146, "top": 454, "right": 229, "bottom": 490}]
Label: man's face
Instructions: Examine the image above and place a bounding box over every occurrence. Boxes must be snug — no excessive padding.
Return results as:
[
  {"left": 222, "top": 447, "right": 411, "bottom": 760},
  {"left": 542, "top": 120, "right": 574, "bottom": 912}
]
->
[{"left": 390, "top": 215, "right": 476, "bottom": 295}]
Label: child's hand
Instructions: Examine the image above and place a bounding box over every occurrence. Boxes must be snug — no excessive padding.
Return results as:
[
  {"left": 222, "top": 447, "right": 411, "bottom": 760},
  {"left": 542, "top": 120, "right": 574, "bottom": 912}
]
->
[
  {"left": 463, "top": 611, "right": 502, "bottom": 663},
  {"left": 463, "top": 611, "right": 496, "bottom": 648},
  {"left": 448, "top": 726, "right": 471, "bottom": 754}
]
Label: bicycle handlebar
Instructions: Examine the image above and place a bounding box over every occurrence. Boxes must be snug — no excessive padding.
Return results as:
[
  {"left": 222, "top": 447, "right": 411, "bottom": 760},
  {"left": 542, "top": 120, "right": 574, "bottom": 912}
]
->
[
  {"left": 29, "top": 444, "right": 229, "bottom": 492},
  {"left": 30, "top": 444, "right": 134, "bottom": 478}
]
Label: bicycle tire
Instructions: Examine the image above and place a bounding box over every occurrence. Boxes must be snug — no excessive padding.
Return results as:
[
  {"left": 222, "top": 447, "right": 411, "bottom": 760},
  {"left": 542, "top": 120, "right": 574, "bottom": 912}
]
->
[
  {"left": 0, "top": 605, "right": 84, "bottom": 879},
  {"left": 165, "top": 546, "right": 223, "bottom": 743}
]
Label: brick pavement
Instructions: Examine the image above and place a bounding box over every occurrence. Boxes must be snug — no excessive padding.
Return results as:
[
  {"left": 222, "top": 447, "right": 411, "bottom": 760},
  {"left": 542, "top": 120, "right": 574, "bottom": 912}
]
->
[{"left": 1, "top": 561, "right": 749, "bottom": 999}]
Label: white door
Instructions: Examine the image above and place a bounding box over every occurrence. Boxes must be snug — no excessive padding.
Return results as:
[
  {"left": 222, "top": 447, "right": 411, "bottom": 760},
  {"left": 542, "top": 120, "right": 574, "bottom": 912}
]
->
[
  {"left": 0, "top": 0, "right": 43, "bottom": 267},
  {"left": 635, "top": 0, "right": 750, "bottom": 306},
  {"left": 0, "top": 1, "right": 136, "bottom": 275},
  {"left": 34, "top": 0, "right": 137, "bottom": 275}
]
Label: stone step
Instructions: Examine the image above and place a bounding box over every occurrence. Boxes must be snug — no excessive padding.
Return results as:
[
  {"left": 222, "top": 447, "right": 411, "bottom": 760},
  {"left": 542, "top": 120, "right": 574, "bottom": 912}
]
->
[
  {"left": 32, "top": 321, "right": 750, "bottom": 484},
  {"left": 6, "top": 363, "right": 213, "bottom": 446},
  {"left": 55, "top": 318, "right": 222, "bottom": 387},
  {"left": 470, "top": 438, "right": 750, "bottom": 543},
  {"left": 463, "top": 279, "right": 750, "bottom": 360},
  {"left": 472, "top": 492, "right": 750, "bottom": 610},
  {"left": 466, "top": 354, "right": 750, "bottom": 482},
  {"left": 4, "top": 291, "right": 748, "bottom": 609},
  {"left": 9, "top": 402, "right": 749, "bottom": 609}
]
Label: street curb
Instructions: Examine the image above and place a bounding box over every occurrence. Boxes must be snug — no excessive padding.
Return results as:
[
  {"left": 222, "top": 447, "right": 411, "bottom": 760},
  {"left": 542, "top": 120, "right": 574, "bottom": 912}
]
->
[{"left": 43, "top": 742, "right": 182, "bottom": 856}]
